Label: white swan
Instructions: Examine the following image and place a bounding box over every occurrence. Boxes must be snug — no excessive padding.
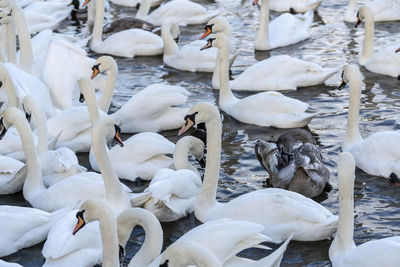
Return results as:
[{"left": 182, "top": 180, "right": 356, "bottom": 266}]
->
[
  {"left": 129, "top": 136, "right": 204, "bottom": 222},
  {"left": 344, "top": 0, "right": 400, "bottom": 23},
  {"left": 178, "top": 102, "right": 338, "bottom": 242},
  {"left": 136, "top": 0, "right": 220, "bottom": 26},
  {"left": 201, "top": 34, "right": 317, "bottom": 128},
  {"left": 329, "top": 152, "right": 400, "bottom": 266},
  {"left": 73, "top": 199, "right": 292, "bottom": 267},
  {"left": 0, "top": 154, "right": 24, "bottom": 194},
  {"left": 254, "top": 0, "right": 313, "bottom": 51},
  {"left": 269, "top": 0, "right": 322, "bottom": 12},
  {"left": 82, "top": 0, "right": 163, "bottom": 57},
  {"left": 42, "top": 115, "right": 132, "bottom": 267},
  {"left": 22, "top": 95, "right": 86, "bottom": 186},
  {"left": 0, "top": 205, "right": 69, "bottom": 257},
  {"left": 89, "top": 56, "right": 190, "bottom": 133},
  {"left": 355, "top": 6, "right": 400, "bottom": 77},
  {"left": 339, "top": 64, "right": 400, "bottom": 179},
  {"left": 0, "top": 107, "right": 130, "bottom": 212}
]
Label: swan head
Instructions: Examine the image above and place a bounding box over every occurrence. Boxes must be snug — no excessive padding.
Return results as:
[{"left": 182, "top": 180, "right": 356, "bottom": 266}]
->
[
  {"left": 72, "top": 199, "right": 113, "bottom": 235},
  {"left": 200, "top": 33, "right": 229, "bottom": 51},
  {"left": 338, "top": 64, "right": 362, "bottom": 90},
  {"left": 0, "top": 9, "right": 12, "bottom": 24},
  {"left": 90, "top": 56, "right": 117, "bottom": 80},
  {"left": 22, "top": 95, "right": 43, "bottom": 123},
  {"left": 396, "top": 47, "right": 400, "bottom": 53},
  {"left": 255, "top": 140, "right": 280, "bottom": 172},
  {"left": 355, "top": 6, "right": 373, "bottom": 28},
  {"left": 0, "top": 107, "right": 26, "bottom": 140},
  {"left": 176, "top": 135, "right": 206, "bottom": 167},
  {"left": 200, "top": 16, "right": 229, "bottom": 40},
  {"left": 178, "top": 102, "right": 219, "bottom": 136},
  {"left": 93, "top": 117, "right": 124, "bottom": 147}
]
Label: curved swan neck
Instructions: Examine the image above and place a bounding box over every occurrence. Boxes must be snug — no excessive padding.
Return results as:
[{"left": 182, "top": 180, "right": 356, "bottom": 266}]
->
[
  {"left": 359, "top": 9, "right": 374, "bottom": 65},
  {"left": 117, "top": 208, "right": 163, "bottom": 267},
  {"left": 98, "top": 62, "right": 117, "bottom": 112},
  {"left": 255, "top": 0, "right": 270, "bottom": 49},
  {"left": 4, "top": 108, "right": 45, "bottom": 199},
  {"left": 92, "top": 119, "right": 130, "bottom": 213},
  {"left": 196, "top": 111, "right": 221, "bottom": 209},
  {"left": 5, "top": 19, "right": 17, "bottom": 64},
  {"left": 79, "top": 78, "right": 100, "bottom": 124},
  {"left": 91, "top": 0, "right": 105, "bottom": 46},
  {"left": 344, "top": 68, "right": 362, "bottom": 148},
  {"left": 136, "top": 0, "right": 151, "bottom": 19},
  {"left": 217, "top": 38, "right": 236, "bottom": 106},
  {"left": 27, "top": 97, "right": 48, "bottom": 154},
  {"left": 13, "top": 4, "right": 33, "bottom": 74},
  {"left": 0, "top": 64, "right": 19, "bottom": 107},
  {"left": 330, "top": 153, "right": 356, "bottom": 258},
  {"left": 173, "top": 139, "right": 197, "bottom": 173},
  {"left": 161, "top": 23, "right": 179, "bottom": 58}
]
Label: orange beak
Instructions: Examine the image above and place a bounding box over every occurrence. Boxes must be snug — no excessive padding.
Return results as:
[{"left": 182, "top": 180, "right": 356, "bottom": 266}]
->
[
  {"left": 178, "top": 119, "right": 195, "bottom": 136},
  {"left": 355, "top": 17, "right": 361, "bottom": 28},
  {"left": 91, "top": 68, "right": 99, "bottom": 80},
  {"left": 82, "top": 0, "right": 91, "bottom": 8},
  {"left": 338, "top": 80, "right": 346, "bottom": 90},
  {"left": 200, "top": 27, "right": 212, "bottom": 40},
  {"left": 72, "top": 215, "right": 85, "bottom": 235},
  {"left": 253, "top": 0, "right": 259, "bottom": 6},
  {"left": 396, "top": 47, "right": 400, "bottom": 53},
  {"left": 114, "top": 131, "right": 124, "bottom": 147}
]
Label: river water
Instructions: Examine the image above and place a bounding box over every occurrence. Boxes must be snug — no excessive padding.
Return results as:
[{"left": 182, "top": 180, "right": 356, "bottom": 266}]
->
[{"left": 2, "top": 0, "right": 400, "bottom": 266}]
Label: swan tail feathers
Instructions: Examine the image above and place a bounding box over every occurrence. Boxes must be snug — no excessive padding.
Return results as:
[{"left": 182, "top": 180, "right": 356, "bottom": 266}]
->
[
  {"left": 129, "top": 191, "right": 152, "bottom": 207},
  {"left": 48, "top": 131, "right": 62, "bottom": 150},
  {"left": 258, "top": 234, "right": 292, "bottom": 267},
  {"left": 5, "top": 164, "right": 27, "bottom": 193},
  {"left": 229, "top": 50, "right": 240, "bottom": 68}
]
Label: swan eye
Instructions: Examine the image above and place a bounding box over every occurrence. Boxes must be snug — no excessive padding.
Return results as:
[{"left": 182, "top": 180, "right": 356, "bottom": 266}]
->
[
  {"left": 75, "top": 209, "right": 85, "bottom": 219},
  {"left": 91, "top": 63, "right": 101, "bottom": 79},
  {"left": 184, "top": 112, "right": 198, "bottom": 125},
  {"left": 91, "top": 63, "right": 100, "bottom": 72}
]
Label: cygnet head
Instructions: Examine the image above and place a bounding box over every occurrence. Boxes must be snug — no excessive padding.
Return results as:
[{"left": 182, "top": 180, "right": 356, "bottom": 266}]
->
[
  {"left": 200, "top": 33, "right": 229, "bottom": 51},
  {"left": 90, "top": 56, "right": 117, "bottom": 80},
  {"left": 72, "top": 199, "right": 113, "bottom": 235},
  {"left": 178, "top": 102, "right": 219, "bottom": 136},
  {"left": 200, "top": 16, "right": 229, "bottom": 39},
  {"left": 338, "top": 64, "right": 362, "bottom": 90},
  {"left": 355, "top": 6, "right": 374, "bottom": 28}
]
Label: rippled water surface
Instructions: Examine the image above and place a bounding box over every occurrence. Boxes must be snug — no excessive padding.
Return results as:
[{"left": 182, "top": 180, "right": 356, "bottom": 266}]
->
[{"left": 2, "top": 0, "right": 400, "bottom": 266}]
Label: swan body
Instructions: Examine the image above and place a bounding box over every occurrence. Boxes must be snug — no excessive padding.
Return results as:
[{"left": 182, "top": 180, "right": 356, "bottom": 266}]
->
[
  {"left": 0, "top": 205, "right": 69, "bottom": 257},
  {"left": 340, "top": 64, "right": 400, "bottom": 178},
  {"left": 0, "top": 260, "right": 22, "bottom": 267},
  {"left": 129, "top": 136, "right": 204, "bottom": 221},
  {"left": 228, "top": 55, "right": 338, "bottom": 91},
  {"left": 90, "top": 132, "right": 175, "bottom": 181},
  {"left": 136, "top": 0, "right": 220, "bottom": 26},
  {"left": 269, "top": 0, "right": 322, "bottom": 12},
  {"left": 329, "top": 152, "right": 400, "bottom": 267},
  {"left": 254, "top": 0, "right": 313, "bottom": 51},
  {"left": 109, "top": 0, "right": 163, "bottom": 8},
  {"left": 255, "top": 139, "right": 330, "bottom": 198},
  {"left": 87, "top": 0, "right": 163, "bottom": 57},
  {"left": 203, "top": 34, "right": 317, "bottom": 128},
  {"left": 356, "top": 6, "right": 400, "bottom": 77},
  {"left": 102, "top": 17, "right": 156, "bottom": 38},
  {"left": 0, "top": 155, "right": 24, "bottom": 194},
  {"left": 345, "top": 0, "right": 400, "bottom": 23},
  {"left": 178, "top": 102, "right": 338, "bottom": 243}
]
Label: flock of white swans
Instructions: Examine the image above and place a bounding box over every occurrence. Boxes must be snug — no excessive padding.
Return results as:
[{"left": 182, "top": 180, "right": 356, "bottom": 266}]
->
[{"left": 0, "top": 0, "right": 399, "bottom": 266}]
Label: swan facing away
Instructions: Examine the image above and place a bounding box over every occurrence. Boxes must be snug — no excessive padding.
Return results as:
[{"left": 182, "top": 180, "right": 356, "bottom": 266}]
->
[
  {"left": 355, "top": 6, "right": 400, "bottom": 77},
  {"left": 73, "top": 199, "right": 292, "bottom": 267},
  {"left": 339, "top": 64, "right": 400, "bottom": 179},
  {"left": 329, "top": 152, "right": 400, "bottom": 267},
  {"left": 344, "top": 0, "right": 400, "bottom": 23},
  {"left": 129, "top": 136, "right": 204, "bottom": 222},
  {"left": 254, "top": 0, "right": 313, "bottom": 50},
  {"left": 178, "top": 102, "right": 338, "bottom": 242},
  {"left": 201, "top": 34, "right": 317, "bottom": 128},
  {"left": 255, "top": 129, "right": 331, "bottom": 198}
]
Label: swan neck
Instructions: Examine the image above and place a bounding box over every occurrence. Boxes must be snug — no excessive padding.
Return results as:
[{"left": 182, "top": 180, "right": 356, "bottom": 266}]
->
[
  {"left": 197, "top": 114, "right": 221, "bottom": 208},
  {"left": 161, "top": 23, "right": 179, "bottom": 57},
  {"left": 91, "top": 0, "right": 105, "bottom": 46},
  {"left": 173, "top": 142, "right": 196, "bottom": 172},
  {"left": 344, "top": 75, "right": 362, "bottom": 148},
  {"left": 98, "top": 65, "right": 117, "bottom": 112},
  {"left": 92, "top": 123, "right": 130, "bottom": 212},
  {"left": 360, "top": 12, "right": 374, "bottom": 64},
  {"left": 0, "top": 64, "right": 19, "bottom": 107},
  {"left": 118, "top": 209, "right": 163, "bottom": 266},
  {"left": 5, "top": 20, "right": 17, "bottom": 64},
  {"left": 217, "top": 41, "right": 236, "bottom": 105},
  {"left": 13, "top": 5, "right": 33, "bottom": 74},
  {"left": 31, "top": 101, "right": 48, "bottom": 154},
  {"left": 82, "top": 81, "right": 100, "bottom": 124},
  {"left": 11, "top": 111, "right": 46, "bottom": 198},
  {"left": 136, "top": 0, "right": 151, "bottom": 19},
  {"left": 255, "top": 0, "right": 270, "bottom": 48},
  {"left": 98, "top": 207, "right": 119, "bottom": 267}
]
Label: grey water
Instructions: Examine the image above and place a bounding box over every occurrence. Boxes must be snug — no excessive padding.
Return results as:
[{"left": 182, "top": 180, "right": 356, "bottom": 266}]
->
[{"left": 2, "top": 0, "right": 400, "bottom": 266}]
